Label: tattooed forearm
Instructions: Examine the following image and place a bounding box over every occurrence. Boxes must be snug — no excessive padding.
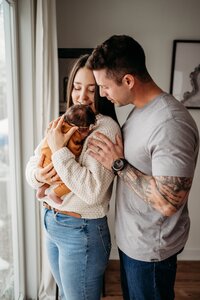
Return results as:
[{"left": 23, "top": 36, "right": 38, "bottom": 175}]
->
[
  {"left": 155, "top": 176, "right": 192, "bottom": 192},
  {"left": 155, "top": 176, "right": 192, "bottom": 209},
  {"left": 119, "top": 164, "right": 193, "bottom": 216},
  {"left": 119, "top": 164, "right": 151, "bottom": 201}
]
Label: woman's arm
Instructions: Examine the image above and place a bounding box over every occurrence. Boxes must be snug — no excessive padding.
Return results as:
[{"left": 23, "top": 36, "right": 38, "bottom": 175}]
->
[
  {"left": 51, "top": 116, "right": 121, "bottom": 205},
  {"left": 25, "top": 141, "right": 60, "bottom": 190},
  {"left": 26, "top": 116, "right": 74, "bottom": 190}
]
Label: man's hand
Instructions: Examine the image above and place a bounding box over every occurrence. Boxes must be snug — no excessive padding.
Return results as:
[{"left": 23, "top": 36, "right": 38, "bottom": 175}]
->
[
  {"left": 88, "top": 132, "right": 124, "bottom": 170},
  {"left": 35, "top": 154, "right": 62, "bottom": 185},
  {"left": 46, "top": 115, "right": 78, "bottom": 153}
]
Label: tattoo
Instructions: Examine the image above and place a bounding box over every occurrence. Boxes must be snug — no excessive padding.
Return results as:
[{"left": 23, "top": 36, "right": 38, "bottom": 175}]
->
[
  {"left": 119, "top": 164, "right": 193, "bottom": 216},
  {"left": 155, "top": 176, "right": 192, "bottom": 209}
]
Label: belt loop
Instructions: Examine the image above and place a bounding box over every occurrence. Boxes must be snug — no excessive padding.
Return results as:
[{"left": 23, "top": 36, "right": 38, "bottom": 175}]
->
[{"left": 52, "top": 208, "right": 57, "bottom": 215}]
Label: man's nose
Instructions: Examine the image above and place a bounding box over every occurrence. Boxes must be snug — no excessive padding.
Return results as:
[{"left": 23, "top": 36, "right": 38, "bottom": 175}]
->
[{"left": 99, "top": 86, "right": 106, "bottom": 97}]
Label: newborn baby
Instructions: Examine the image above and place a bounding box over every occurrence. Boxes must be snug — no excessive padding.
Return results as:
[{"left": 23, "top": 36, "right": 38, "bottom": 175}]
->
[{"left": 36, "top": 104, "right": 96, "bottom": 204}]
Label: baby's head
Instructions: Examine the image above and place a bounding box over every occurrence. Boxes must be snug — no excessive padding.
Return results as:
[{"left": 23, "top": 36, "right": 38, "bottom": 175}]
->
[{"left": 64, "top": 104, "right": 96, "bottom": 138}]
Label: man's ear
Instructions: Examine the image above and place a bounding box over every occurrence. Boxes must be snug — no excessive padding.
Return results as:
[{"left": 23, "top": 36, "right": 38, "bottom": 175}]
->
[{"left": 123, "top": 74, "right": 135, "bottom": 89}]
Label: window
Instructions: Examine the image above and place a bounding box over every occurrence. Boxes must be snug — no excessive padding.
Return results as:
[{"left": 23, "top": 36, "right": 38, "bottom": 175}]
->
[{"left": 0, "top": 1, "right": 25, "bottom": 298}]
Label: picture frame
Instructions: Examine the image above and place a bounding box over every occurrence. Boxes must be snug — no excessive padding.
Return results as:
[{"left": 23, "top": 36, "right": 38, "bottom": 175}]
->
[
  {"left": 170, "top": 40, "right": 200, "bottom": 109},
  {"left": 58, "top": 48, "right": 93, "bottom": 114}
]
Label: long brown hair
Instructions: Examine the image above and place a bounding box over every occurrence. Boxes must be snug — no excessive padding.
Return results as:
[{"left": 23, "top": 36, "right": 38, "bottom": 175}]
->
[{"left": 66, "top": 54, "right": 118, "bottom": 123}]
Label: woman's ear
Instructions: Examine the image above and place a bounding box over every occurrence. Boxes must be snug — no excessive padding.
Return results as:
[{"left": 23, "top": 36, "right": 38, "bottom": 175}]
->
[{"left": 123, "top": 74, "right": 135, "bottom": 89}]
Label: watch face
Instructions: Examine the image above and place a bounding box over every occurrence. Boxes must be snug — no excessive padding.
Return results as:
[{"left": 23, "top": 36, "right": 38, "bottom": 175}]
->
[
  {"left": 114, "top": 159, "right": 124, "bottom": 170},
  {"left": 112, "top": 159, "right": 127, "bottom": 173}
]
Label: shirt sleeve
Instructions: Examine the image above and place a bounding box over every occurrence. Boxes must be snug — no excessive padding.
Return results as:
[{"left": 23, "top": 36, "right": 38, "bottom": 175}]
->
[{"left": 148, "top": 118, "right": 199, "bottom": 177}]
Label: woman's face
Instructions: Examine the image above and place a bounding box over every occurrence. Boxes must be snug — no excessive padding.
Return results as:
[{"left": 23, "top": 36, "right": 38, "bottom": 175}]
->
[{"left": 72, "top": 67, "right": 96, "bottom": 112}]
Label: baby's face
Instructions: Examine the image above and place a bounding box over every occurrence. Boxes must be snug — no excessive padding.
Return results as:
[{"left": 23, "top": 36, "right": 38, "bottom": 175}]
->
[{"left": 78, "top": 127, "right": 90, "bottom": 139}]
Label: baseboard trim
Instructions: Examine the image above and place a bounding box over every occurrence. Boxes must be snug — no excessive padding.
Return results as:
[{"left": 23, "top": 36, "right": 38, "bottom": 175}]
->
[{"left": 178, "top": 249, "right": 200, "bottom": 260}]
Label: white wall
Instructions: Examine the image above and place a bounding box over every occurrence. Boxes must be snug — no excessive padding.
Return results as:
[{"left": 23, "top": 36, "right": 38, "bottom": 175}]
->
[{"left": 56, "top": 0, "right": 200, "bottom": 260}]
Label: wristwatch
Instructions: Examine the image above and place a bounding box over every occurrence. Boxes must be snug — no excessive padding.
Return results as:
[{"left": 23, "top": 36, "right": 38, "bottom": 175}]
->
[{"left": 112, "top": 158, "right": 127, "bottom": 175}]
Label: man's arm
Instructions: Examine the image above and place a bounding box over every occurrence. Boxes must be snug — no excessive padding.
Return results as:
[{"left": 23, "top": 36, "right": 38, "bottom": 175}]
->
[
  {"left": 88, "top": 132, "right": 193, "bottom": 217},
  {"left": 118, "top": 164, "right": 192, "bottom": 216}
]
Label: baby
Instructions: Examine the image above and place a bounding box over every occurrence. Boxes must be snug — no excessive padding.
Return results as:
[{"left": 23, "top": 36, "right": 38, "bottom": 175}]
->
[{"left": 36, "top": 104, "right": 96, "bottom": 204}]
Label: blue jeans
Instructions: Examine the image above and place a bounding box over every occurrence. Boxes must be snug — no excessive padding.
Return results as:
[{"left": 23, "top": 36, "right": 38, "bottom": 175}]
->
[
  {"left": 43, "top": 208, "right": 111, "bottom": 300},
  {"left": 119, "top": 249, "right": 177, "bottom": 300}
]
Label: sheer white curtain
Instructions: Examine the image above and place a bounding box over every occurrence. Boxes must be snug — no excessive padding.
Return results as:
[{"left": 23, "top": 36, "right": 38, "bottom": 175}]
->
[
  {"left": 34, "top": 0, "right": 59, "bottom": 299},
  {"left": 35, "top": 0, "right": 59, "bottom": 142}
]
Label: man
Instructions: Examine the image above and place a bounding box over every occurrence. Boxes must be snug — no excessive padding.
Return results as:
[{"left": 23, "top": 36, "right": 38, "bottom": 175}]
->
[{"left": 87, "top": 35, "right": 199, "bottom": 300}]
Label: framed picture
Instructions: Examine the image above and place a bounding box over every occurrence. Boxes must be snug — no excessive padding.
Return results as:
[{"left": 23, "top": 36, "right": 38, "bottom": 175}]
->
[
  {"left": 170, "top": 40, "right": 200, "bottom": 108},
  {"left": 58, "top": 48, "right": 93, "bottom": 114}
]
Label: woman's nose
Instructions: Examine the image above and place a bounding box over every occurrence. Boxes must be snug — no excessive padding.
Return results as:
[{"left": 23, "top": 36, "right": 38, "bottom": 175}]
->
[
  {"left": 79, "top": 90, "right": 90, "bottom": 104},
  {"left": 79, "top": 98, "right": 89, "bottom": 104}
]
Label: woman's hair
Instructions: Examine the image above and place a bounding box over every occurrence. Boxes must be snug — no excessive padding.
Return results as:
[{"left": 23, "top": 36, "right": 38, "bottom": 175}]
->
[{"left": 66, "top": 54, "right": 118, "bottom": 123}]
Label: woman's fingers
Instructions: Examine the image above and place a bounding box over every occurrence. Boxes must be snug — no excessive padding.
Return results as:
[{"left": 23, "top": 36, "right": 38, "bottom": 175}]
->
[
  {"left": 50, "top": 173, "right": 62, "bottom": 184},
  {"left": 51, "top": 116, "right": 63, "bottom": 129},
  {"left": 46, "top": 117, "right": 61, "bottom": 132},
  {"left": 41, "top": 162, "right": 54, "bottom": 174},
  {"left": 56, "top": 115, "right": 65, "bottom": 130},
  {"left": 37, "top": 154, "right": 45, "bottom": 168},
  {"left": 35, "top": 157, "right": 57, "bottom": 184},
  {"left": 55, "top": 115, "right": 78, "bottom": 146},
  {"left": 49, "top": 115, "right": 64, "bottom": 132},
  {"left": 64, "top": 127, "right": 78, "bottom": 146},
  {"left": 43, "top": 163, "right": 56, "bottom": 180},
  {"left": 46, "top": 115, "right": 69, "bottom": 152}
]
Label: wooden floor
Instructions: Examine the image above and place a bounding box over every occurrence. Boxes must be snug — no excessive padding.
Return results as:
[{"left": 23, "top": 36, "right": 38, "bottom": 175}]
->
[{"left": 101, "top": 260, "right": 200, "bottom": 300}]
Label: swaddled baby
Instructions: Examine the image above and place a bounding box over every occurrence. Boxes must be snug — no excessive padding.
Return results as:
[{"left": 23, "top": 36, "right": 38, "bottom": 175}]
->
[{"left": 36, "top": 104, "right": 96, "bottom": 204}]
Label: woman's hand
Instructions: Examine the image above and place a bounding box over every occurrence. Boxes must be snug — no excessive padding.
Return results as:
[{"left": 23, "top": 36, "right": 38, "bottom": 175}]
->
[
  {"left": 35, "top": 154, "right": 62, "bottom": 185},
  {"left": 46, "top": 115, "right": 78, "bottom": 153},
  {"left": 88, "top": 132, "right": 124, "bottom": 170}
]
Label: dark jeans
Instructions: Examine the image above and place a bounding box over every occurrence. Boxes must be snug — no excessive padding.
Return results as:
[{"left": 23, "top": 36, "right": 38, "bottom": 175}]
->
[{"left": 118, "top": 249, "right": 177, "bottom": 300}]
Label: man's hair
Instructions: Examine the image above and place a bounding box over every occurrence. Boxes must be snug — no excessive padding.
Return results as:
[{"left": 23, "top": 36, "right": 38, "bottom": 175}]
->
[{"left": 87, "top": 35, "right": 151, "bottom": 84}]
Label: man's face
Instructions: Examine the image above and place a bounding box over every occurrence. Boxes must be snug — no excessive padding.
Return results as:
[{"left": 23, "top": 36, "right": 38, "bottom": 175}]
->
[{"left": 93, "top": 69, "right": 131, "bottom": 107}]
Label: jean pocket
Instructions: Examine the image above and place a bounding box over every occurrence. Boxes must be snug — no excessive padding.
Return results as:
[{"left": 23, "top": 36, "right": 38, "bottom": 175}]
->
[
  {"left": 98, "top": 223, "right": 111, "bottom": 257},
  {"left": 54, "top": 212, "right": 85, "bottom": 229}
]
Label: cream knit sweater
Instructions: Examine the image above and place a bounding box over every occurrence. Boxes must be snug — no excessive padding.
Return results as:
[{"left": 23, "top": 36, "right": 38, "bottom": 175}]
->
[{"left": 25, "top": 114, "right": 121, "bottom": 219}]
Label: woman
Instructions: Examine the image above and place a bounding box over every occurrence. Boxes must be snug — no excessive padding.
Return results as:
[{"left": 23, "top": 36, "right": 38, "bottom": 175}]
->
[{"left": 26, "top": 54, "right": 121, "bottom": 300}]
